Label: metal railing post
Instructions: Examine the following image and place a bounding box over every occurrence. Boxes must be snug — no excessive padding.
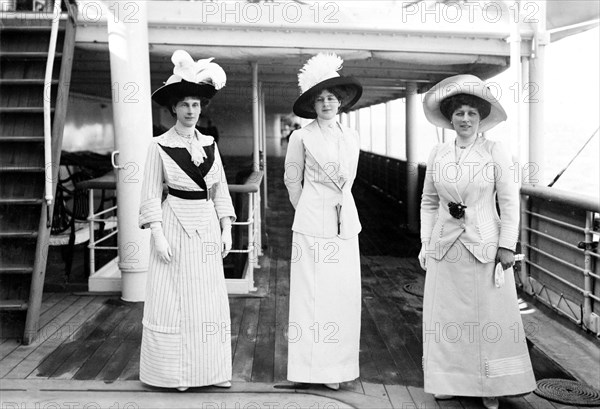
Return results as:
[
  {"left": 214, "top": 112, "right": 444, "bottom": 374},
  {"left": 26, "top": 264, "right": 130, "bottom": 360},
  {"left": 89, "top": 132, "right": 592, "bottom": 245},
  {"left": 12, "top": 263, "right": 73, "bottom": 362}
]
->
[
  {"left": 88, "top": 188, "right": 95, "bottom": 276},
  {"left": 583, "top": 211, "right": 594, "bottom": 329},
  {"left": 520, "top": 193, "right": 533, "bottom": 294}
]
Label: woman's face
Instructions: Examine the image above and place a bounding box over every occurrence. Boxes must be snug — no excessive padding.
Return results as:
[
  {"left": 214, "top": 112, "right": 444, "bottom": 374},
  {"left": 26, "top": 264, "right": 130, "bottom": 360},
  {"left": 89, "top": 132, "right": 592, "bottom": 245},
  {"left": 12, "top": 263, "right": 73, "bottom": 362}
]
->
[
  {"left": 173, "top": 96, "right": 202, "bottom": 127},
  {"left": 451, "top": 104, "right": 480, "bottom": 138},
  {"left": 314, "top": 89, "right": 340, "bottom": 121}
]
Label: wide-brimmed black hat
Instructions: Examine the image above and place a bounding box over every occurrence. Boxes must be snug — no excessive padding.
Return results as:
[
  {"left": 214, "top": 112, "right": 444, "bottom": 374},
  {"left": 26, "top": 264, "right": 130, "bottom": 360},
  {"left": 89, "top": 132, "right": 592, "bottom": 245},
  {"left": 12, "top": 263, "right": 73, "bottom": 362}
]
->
[
  {"left": 292, "top": 53, "right": 362, "bottom": 119},
  {"left": 151, "top": 50, "right": 226, "bottom": 108}
]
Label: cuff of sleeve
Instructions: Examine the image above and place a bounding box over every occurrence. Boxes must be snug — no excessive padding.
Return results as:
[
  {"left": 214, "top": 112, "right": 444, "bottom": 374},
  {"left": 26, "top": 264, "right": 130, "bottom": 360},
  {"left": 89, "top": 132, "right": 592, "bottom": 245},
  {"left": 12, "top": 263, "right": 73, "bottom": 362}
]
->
[
  {"left": 139, "top": 198, "right": 162, "bottom": 228},
  {"left": 498, "top": 238, "right": 517, "bottom": 252}
]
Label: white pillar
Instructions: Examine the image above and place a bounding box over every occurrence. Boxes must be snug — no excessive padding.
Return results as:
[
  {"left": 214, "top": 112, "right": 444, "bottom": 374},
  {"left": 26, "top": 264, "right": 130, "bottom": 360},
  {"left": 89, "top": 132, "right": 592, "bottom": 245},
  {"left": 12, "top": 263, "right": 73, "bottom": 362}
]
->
[
  {"left": 252, "top": 62, "right": 259, "bottom": 172},
  {"left": 520, "top": 57, "right": 530, "bottom": 169},
  {"left": 272, "top": 113, "right": 282, "bottom": 157},
  {"left": 528, "top": 0, "right": 547, "bottom": 185},
  {"left": 385, "top": 101, "right": 392, "bottom": 156},
  {"left": 106, "top": 1, "right": 152, "bottom": 301},
  {"left": 507, "top": 4, "right": 522, "bottom": 161},
  {"left": 261, "top": 88, "right": 268, "bottom": 208},
  {"left": 405, "top": 82, "right": 419, "bottom": 233}
]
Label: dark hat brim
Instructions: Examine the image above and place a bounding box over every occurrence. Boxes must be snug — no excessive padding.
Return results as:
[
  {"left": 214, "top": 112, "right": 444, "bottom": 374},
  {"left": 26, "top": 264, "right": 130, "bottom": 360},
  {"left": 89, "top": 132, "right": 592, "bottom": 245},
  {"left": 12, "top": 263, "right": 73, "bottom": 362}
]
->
[
  {"left": 152, "top": 80, "right": 217, "bottom": 108},
  {"left": 293, "top": 76, "right": 363, "bottom": 119}
]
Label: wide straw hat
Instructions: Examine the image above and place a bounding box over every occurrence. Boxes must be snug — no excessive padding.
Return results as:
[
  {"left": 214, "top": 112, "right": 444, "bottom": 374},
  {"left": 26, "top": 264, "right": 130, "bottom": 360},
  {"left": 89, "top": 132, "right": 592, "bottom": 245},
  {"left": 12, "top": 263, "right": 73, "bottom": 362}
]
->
[
  {"left": 423, "top": 74, "right": 507, "bottom": 133},
  {"left": 293, "top": 53, "right": 362, "bottom": 119},
  {"left": 152, "top": 50, "right": 226, "bottom": 108}
]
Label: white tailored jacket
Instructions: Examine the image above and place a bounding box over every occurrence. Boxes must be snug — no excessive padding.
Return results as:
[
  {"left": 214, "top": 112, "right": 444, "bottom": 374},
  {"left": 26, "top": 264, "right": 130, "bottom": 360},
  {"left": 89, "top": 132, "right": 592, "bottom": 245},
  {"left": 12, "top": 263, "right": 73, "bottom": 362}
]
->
[
  {"left": 420, "top": 137, "right": 519, "bottom": 263},
  {"left": 284, "top": 120, "right": 362, "bottom": 239}
]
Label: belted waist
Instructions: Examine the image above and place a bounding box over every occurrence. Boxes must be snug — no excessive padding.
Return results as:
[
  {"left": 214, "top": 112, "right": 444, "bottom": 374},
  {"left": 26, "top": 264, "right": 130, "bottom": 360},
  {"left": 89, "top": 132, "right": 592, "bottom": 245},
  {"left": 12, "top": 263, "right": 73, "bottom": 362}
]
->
[{"left": 168, "top": 187, "right": 208, "bottom": 200}]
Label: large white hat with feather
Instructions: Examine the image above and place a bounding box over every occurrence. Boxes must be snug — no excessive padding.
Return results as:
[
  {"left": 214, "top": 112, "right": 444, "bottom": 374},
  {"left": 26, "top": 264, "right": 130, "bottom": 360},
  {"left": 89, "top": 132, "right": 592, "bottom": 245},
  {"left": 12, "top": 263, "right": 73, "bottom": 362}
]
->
[
  {"left": 293, "top": 53, "right": 362, "bottom": 119},
  {"left": 152, "top": 50, "right": 227, "bottom": 107}
]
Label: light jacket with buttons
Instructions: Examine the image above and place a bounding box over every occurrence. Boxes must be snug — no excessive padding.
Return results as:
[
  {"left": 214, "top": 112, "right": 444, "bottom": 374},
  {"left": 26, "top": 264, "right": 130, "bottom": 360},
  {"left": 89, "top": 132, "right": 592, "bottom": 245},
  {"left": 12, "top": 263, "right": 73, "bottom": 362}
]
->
[
  {"left": 284, "top": 120, "right": 361, "bottom": 239},
  {"left": 420, "top": 137, "right": 519, "bottom": 263}
]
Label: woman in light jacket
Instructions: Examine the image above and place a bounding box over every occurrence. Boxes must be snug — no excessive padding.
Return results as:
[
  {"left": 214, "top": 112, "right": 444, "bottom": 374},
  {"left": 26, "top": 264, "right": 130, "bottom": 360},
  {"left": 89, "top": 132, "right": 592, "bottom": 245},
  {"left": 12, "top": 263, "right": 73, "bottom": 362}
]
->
[
  {"left": 139, "top": 50, "right": 235, "bottom": 391},
  {"left": 419, "top": 75, "right": 536, "bottom": 409},
  {"left": 284, "top": 53, "right": 363, "bottom": 390}
]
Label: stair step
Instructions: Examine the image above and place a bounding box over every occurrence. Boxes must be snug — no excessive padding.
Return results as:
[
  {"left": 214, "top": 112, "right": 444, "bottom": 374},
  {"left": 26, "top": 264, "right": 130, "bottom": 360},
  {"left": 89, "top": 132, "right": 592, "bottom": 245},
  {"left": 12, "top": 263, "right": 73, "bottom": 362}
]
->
[
  {"left": 0, "top": 300, "right": 29, "bottom": 311},
  {"left": 0, "top": 231, "right": 38, "bottom": 238},
  {"left": 0, "top": 136, "right": 44, "bottom": 142},
  {"left": 0, "top": 198, "right": 44, "bottom": 204},
  {"left": 0, "top": 266, "right": 34, "bottom": 275},
  {"left": 0, "top": 166, "right": 45, "bottom": 173},
  {"left": 0, "top": 107, "right": 53, "bottom": 113},
  {"left": 0, "top": 52, "right": 62, "bottom": 59},
  {"left": 0, "top": 79, "right": 59, "bottom": 85}
]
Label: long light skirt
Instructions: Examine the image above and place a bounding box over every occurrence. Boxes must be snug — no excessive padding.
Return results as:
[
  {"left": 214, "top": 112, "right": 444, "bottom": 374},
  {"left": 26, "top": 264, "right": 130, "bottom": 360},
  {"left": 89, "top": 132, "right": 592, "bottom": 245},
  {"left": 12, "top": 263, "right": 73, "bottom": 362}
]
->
[
  {"left": 139, "top": 205, "right": 232, "bottom": 388},
  {"left": 422, "top": 240, "right": 536, "bottom": 397},
  {"left": 287, "top": 232, "right": 361, "bottom": 383}
]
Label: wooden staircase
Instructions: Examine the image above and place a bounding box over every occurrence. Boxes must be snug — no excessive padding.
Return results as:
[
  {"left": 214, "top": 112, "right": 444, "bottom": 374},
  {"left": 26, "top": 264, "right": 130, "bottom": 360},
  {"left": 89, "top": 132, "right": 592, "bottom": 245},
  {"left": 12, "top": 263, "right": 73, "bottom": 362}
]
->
[{"left": 0, "top": 4, "right": 77, "bottom": 344}]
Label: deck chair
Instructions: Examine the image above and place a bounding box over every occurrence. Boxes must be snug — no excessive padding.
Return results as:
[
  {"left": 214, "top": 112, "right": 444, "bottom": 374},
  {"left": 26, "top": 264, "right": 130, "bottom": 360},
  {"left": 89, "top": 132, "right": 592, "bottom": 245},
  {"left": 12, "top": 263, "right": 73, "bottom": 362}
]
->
[{"left": 50, "top": 169, "right": 112, "bottom": 279}]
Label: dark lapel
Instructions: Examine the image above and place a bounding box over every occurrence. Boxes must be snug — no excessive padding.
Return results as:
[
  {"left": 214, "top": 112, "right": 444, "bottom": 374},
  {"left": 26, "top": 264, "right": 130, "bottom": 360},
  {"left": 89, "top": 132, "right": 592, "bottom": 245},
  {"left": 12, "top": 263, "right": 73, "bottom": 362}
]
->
[
  {"left": 158, "top": 143, "right": 216, "bottom": 191},
  {"left": 197, "top": 143, "right": 215, "bottom": 177}
]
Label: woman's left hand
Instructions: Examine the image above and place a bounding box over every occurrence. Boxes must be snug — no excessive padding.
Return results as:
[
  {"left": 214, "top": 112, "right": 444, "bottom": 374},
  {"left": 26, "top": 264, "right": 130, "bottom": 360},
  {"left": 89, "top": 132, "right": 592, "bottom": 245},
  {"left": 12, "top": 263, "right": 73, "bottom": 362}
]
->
[
  {"left": 220, "top": 217, "right": 233, "bottom": 258},
  {"left": 496, "top": 247, "right": 515, "bottom": 270}
]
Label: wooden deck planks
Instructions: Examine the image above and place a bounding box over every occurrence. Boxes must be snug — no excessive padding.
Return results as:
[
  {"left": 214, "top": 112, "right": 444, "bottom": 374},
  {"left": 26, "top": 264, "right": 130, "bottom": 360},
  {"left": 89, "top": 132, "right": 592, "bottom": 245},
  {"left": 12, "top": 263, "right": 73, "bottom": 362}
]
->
[
  {"left": 273, "top": 258, "right": 290, "bottom": 383},
  {"left": 362, "top": 262, "right": 423, "bottom": 386},
  {"left": 229, "top": 297, "right": 247, "bottom": 358},
  {"left": 408, "top": 385, "right": 441, "bottom": 408},
  {"left": 0, "top": 296, "right": 96, "bottom": 378},
  {"left": 360, "top": 296, "right": 403, "bottom": 384},
  {"left": 29, "top": 296, "right": 126, "bottom": 379},
  {"left": 73, "top": 301, "right": 142, "bottom": 381},
  {"left": 17, "top": 296, "right": 107, "bottom": 379},
  {"left": 251, "top": 255, "right": 277, "bottom": 383},
  {"left": 231, "top": 298, "right": 260, "bottom": 382}
]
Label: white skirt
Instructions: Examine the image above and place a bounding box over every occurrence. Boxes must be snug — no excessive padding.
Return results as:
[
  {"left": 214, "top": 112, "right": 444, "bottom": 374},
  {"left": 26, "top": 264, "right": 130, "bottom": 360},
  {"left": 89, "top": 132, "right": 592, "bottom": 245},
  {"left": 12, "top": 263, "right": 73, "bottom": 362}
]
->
[
  {"left": 287, "top": 232, "right": 361, "bottom": 383},
  {"left": 422, "top": 240, "right": 536, "bottom": 397}
]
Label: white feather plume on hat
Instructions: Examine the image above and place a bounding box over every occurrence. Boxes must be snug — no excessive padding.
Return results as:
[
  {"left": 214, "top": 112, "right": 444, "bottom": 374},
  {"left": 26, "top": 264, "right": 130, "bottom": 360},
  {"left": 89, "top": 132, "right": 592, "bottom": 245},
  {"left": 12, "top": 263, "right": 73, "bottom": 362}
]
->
[
  {"left": 298, "top": 53, "right": 343, "bottom": 93},
  {"left": 168, "top": 49, "right": 226, "bottom": 90}
]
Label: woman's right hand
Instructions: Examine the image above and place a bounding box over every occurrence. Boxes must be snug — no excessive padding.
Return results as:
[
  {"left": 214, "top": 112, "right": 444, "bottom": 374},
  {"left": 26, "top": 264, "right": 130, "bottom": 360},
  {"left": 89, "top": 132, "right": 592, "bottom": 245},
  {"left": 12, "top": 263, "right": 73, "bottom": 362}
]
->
[
  {"left": 150, "top": 222, "right": 172, "bottom": 263},
  {"left": 418, "top": 244, "right": 428, "bottom": 271}
]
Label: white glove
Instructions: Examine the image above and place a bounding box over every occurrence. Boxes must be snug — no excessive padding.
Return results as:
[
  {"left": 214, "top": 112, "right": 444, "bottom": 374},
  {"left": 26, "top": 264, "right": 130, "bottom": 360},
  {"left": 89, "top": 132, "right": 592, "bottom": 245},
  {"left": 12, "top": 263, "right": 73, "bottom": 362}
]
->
[
  {"left": 220, "top": 218, "right": 232, "bottom": 258},
  {"left": 150, "top": 222, "right": 172, "bottom": 263},
  {"left": 418, "top": 243, "right": 428, "bottom": 271}
]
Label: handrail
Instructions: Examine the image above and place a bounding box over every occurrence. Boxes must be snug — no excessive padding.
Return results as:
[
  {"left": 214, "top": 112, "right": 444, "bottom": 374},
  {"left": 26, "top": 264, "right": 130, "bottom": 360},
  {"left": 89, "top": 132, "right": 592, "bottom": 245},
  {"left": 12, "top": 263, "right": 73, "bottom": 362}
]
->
[
  {"left": 521, "top": 184, "right": 600, "bottom": 213},
  {"left": 520, "top": 183, "right": 600, "bottom": 335},
  {"left": 228, "top": 171, "right": 263, "bottom": 193},
  {"left": 43, "top": 0, "right": 62, "bottom": 207}
]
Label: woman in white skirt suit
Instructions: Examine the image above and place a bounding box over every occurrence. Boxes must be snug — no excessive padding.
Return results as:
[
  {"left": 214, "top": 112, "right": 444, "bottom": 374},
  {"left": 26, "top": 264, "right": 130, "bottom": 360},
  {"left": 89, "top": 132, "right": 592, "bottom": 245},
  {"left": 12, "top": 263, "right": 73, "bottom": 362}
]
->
[
  {"left": 419, "top": 75, "right": 537, "bottom": 408},
  {"left": 138, "top": 51, "right": 235, "bottom": 390},
  {"left": 284, "top": 53, "right": 363, "bottom": 390}
]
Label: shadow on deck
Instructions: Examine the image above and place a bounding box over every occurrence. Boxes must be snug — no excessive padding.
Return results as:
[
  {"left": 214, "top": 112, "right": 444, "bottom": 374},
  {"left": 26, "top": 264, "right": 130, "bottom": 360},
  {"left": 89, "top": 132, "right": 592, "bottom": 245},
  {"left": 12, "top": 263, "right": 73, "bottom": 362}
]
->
[{"left": 0, "top": 157, "right": 593, "bottom": 408}]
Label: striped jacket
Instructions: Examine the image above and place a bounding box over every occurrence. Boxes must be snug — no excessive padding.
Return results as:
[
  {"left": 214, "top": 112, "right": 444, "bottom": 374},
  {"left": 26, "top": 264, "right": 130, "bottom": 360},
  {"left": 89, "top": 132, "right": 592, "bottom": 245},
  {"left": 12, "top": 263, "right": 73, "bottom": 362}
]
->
[{"left": 139, "top": 128, "right": 235, "bottom": 235}]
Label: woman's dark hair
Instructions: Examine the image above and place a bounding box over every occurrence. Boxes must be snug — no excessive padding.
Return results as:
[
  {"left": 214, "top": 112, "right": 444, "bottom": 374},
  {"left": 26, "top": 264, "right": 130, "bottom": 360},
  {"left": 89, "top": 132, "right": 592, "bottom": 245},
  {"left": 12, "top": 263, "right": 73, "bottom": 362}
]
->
[
  {"left": 440, "top": 93, "right": 491, "bottom": 120},
  {"left": 311, "top": 87, "right": 346, "bottom": 113},
  {"left": 169, "top": 94, "right": 211, "bottom": 117}
]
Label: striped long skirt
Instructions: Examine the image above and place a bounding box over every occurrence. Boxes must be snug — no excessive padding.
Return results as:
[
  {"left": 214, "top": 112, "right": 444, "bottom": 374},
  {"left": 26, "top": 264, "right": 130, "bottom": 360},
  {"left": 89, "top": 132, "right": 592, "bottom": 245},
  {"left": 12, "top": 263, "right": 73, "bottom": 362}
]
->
[
  {"left": 139, "top": 204, "right": 231, "bottom": 388},
  {"left": 422, "top": 240, "right": 536, "bottom": 397},
  {"left": 287, "top": 232, "right": 361, "bottom": 383}
]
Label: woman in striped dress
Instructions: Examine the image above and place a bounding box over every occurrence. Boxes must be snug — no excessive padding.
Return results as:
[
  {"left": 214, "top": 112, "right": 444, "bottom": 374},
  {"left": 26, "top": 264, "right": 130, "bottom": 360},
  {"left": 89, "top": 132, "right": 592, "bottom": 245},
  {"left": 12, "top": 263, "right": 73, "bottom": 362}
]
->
[
  {"left": 138, "top": 50, "right": 235, "bottom": 390},
  {"left": 284, "top": 53, "right": 364, "bottom": 390}
]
